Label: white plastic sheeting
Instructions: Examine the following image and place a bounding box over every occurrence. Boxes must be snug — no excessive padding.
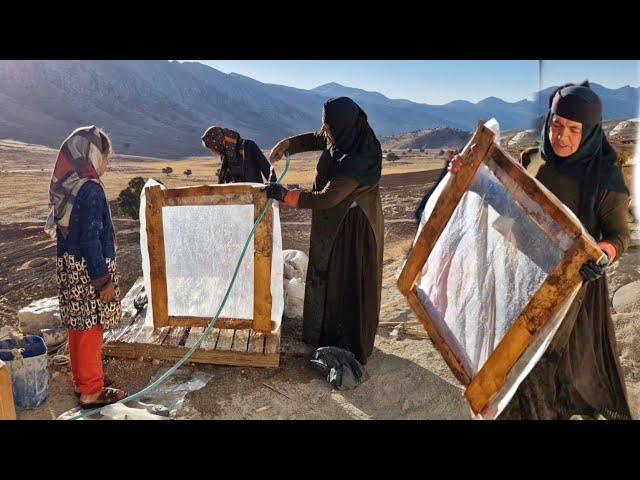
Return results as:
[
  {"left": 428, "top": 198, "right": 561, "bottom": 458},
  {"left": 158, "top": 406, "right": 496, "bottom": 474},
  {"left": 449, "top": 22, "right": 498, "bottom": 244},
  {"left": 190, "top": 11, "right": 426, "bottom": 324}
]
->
[
  {"left": 282, "top": 249, "right": 308, "bottom": 320},
  {"left": 413, "top": 161, "right": 586, "bottom": 418},
  {"left": 163, "top": 204, "right": 255, "bottom": 319},
  {"left": 139, "top": 180, "right": 284, "bottom": 331},
  {"left": 415, "top": 164, "right": 566, "bottom": 377}
]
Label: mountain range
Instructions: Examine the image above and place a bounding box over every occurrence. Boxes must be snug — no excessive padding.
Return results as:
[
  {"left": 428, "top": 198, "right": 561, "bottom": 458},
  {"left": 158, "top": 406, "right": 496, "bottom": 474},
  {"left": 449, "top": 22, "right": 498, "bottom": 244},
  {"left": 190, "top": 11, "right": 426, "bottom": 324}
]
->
[{"left": 0, "top": 60, "right": 636, "bottom": 158}]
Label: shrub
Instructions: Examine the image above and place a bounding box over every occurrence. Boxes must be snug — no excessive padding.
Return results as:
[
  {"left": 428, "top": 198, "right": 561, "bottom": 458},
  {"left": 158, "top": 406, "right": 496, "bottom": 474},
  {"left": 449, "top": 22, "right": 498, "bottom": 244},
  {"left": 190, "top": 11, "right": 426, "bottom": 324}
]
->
[
  {"left": 184, "top": 169, "right": 192, "bottom": 177},
  {"left": 117, "top": 176, "right": 146, "bottom": 220},
  {"left": 385, "top": 152, "right": 399, "bottom": 162},
  {"left": 162, "top": 166, "right": 173, "bottom": 176}
]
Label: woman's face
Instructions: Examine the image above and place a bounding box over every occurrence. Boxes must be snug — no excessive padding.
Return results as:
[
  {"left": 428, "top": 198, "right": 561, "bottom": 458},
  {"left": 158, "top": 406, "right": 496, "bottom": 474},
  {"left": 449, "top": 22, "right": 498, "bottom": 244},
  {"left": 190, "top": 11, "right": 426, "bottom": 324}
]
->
[
  {"left": 549, "top": 114, "right": 583, "bottom": 157},
  {"left": 322, "top": 123, "right": 335, "bottom": 146}
]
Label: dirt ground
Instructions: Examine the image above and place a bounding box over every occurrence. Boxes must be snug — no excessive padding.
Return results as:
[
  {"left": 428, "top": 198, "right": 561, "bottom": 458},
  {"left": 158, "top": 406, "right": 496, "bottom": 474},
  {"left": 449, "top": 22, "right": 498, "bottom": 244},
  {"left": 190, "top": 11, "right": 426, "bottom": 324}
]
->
[{"left": 1, "top": 141, "right": 638, "bottom": 420}]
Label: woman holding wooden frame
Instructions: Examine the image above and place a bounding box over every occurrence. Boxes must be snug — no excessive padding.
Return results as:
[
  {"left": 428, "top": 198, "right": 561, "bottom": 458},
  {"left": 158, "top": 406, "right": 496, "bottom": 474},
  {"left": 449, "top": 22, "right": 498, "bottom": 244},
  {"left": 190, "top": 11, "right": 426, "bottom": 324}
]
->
[{"left": 450, "top": 82, "right": 632, "bottom": 420}]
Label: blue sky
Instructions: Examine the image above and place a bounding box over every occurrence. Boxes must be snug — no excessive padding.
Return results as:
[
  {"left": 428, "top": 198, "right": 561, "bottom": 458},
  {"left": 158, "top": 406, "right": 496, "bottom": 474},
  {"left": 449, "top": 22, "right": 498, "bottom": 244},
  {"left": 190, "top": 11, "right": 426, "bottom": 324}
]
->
[
  {"left": 195, "top": 60, "right": 638, "bottom": 105},
  {"left": 540, "top": 60, "right": 639, "bottom": 89}
]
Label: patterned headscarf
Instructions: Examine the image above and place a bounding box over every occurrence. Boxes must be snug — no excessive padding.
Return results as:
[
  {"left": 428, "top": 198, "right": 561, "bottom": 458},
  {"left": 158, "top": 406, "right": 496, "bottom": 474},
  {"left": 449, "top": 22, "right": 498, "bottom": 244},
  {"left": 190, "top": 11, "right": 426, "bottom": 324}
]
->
[
  {"left": 45, "top": 126, "right": 111, "bottom": 238},
  {"left": 201, "top": 125, "right": 245, "bottom": 183}
]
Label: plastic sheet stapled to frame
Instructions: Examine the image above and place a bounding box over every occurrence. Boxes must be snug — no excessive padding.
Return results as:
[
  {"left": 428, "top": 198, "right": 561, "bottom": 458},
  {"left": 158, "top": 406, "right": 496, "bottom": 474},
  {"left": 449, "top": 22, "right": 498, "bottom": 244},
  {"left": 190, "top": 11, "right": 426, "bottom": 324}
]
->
[
  {"left": 139, "top": 180, "right": 284, "bottom": 332},
  {"left": 412, "top": 164, "right": 583, "bottom": 418}
]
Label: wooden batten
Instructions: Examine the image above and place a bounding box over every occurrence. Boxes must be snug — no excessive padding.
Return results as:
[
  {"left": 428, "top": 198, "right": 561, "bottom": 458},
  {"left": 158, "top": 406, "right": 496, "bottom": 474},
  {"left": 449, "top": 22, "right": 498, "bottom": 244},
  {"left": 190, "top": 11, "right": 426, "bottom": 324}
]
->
[
  {"left": 163, "top": 193, "right": 253, "bottom": 207},
  {"left": 146, "top": 185, "right": 169, "bottom": 328},
  {"left": 406, "top": 289, "right": 472, "bottom": 385},
  {"left": 397, "top": 122, "right": 495, "bottom": 295},
  {"left": 167, "top": 316, "right": 276, "bottom": 331},
  {"left": 252, "top": 190, "right": 274, "bottom": 333},
  {"left": 162, "top": 184, "right": 255, "bottom": 199},
  {"left": 464, "top": 236, "right": 600, "bottom": 414}
]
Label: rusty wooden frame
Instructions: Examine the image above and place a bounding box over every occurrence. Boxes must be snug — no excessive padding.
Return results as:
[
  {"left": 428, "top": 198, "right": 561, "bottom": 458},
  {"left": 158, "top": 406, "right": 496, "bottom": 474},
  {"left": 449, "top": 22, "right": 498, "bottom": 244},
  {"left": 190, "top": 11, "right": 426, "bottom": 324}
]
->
[
  {"left": 397, "top": 122, "right": 604, "bottom": 416},
  {"left": 145, "top": 183, "right": 275, "bottom": 333}
]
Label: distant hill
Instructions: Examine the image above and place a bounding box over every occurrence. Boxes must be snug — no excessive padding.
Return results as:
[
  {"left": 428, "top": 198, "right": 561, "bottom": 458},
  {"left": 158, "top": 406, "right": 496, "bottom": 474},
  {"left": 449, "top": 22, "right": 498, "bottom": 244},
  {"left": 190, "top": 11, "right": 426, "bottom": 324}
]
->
[
  {"left": 0, "top": 60, "right": 637, "bottom": 158},
  {"left": 381, "top": 127, "right": 472, "bottom": 150}
]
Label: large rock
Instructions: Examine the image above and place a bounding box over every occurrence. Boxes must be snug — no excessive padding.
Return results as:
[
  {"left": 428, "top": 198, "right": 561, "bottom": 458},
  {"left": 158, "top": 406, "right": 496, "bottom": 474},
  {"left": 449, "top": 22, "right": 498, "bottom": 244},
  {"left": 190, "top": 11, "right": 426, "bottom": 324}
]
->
[
  {"left": 18, "top": 297, "right": 61, "bottom": 334},
  {"left": 609, "top": 120, "right": 638, "bottom": 143}
]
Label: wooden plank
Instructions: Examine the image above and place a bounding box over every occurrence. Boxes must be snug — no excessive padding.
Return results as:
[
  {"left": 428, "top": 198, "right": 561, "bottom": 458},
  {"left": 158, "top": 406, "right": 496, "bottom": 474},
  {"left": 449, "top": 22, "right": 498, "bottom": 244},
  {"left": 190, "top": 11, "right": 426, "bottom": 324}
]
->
[
  {"left": 252, "top": 190, "right": 274, "bottom": 333},
  {"left": 162, "top": 184, "right": 254, "bottom": 200},
  {"left": 163, "top": 327, "right": 189, "bottom": 348},
  {"left": 465, "top": 236, "right": 602, "bottom": 414},
  {"left": 247, "top": 330, "right": 266, "bottom": 354},
  {"left": 264, "top": 330, "right": 280, "bottom": 355},
  {"left": 216, "top": 328, "right": 235, "bottom": 351},
  {"left": 145, "top": 185, "right": 169, "bottom": 328},
  {"left": 406, "top": 289, "right": 472, "bottom": 385},
  {"left": 488, "top": 145, "right": 593, "bottom": 242},
  {"left": 167, "top": 316, "right": 274, "bottom": 330},
  {"left": 113, "top": 311, "right": 157, "bottom": 345},
  {"left": 127, "top": 324, "right": 170, "bottom": 346},
  {"left": 200, "top": 328, "right": 221, "bottom": 351},
  {"left": 397, "top": 122, "right": 495, "bottom": 294},
  {"left": 484, "top": 154, "right": 575, "bottom": 249},
  {"left": 184, "top": 327, "right": 205, "bottom": 349},
  {"left": 103, "top": 342, "right": 280, "bottom": 368},
  {"left": 232, "top": 328, "right": 251, "bottom": 353},
  {"left": 163, "top": 193, "right": 253, "bottom": 207}
]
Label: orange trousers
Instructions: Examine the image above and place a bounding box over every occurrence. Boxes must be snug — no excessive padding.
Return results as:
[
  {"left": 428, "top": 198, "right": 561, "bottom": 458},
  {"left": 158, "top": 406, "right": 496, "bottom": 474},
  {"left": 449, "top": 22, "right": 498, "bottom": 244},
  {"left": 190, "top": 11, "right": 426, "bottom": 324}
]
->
[{"left": 67, "top": 326, "right": 104, "bottom": 395}]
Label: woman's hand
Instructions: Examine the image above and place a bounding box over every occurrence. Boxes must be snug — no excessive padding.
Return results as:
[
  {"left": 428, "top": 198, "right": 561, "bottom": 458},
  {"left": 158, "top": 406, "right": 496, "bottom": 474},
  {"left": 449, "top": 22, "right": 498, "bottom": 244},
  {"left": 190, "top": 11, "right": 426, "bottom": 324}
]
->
[
  {"left": 447, "top": 146, "right": 476, "bottom": 175},
  {"left": 99, "top": 282, "right": 116, "bottom": 303},
  {"left": 269, "top": 139, "right": 290, "bottom": 163},
  {"left": 580, "top": 242, "right": 616, "bottom": 282},
  {"left": 261, "top": 183, "right": 288, "bottom": 202},
  {"left": 447, "top": 153, "right": 464, "bottom": 174}
]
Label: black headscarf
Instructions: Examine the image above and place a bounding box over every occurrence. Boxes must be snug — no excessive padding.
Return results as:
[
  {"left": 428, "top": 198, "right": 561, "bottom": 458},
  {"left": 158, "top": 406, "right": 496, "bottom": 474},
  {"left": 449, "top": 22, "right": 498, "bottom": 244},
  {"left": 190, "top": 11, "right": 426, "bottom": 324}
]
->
[
  {"left": 201, "top": 126, "right": 245, "bottom": 183},
  {"left": 541, "top": 81, "right": 628, "bottom": 229},
  {"left": 321, "top": 97, "right": 382, "bottom": 186}
]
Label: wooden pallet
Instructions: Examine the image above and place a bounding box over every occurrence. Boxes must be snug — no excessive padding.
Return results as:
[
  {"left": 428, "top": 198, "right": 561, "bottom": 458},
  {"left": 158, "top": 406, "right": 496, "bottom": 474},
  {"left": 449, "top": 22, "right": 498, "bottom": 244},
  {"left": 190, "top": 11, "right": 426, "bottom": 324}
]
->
[{"left": 103, "top": 279, "right": 280, "bottom": 368}]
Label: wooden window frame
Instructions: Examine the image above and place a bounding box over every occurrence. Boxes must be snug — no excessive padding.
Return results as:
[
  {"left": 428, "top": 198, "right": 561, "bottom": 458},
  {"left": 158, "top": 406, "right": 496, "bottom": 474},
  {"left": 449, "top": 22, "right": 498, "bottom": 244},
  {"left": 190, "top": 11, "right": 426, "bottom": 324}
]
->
[
  {"left": 144, "top": 183, "right": 275, "bottom": 333},
  {"left": 396, "top": 123, "right": 604, "bottom": 415}
]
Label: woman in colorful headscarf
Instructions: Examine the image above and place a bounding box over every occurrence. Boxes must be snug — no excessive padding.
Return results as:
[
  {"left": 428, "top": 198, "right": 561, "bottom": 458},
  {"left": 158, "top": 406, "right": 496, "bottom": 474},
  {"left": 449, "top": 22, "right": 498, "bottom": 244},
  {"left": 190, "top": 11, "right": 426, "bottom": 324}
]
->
[
  {"left": 451, "top": 82, "right": 632, "bottom": 419},
  {"left": 266, "top": 97, "right": 384, "bottom": 370},
  {"left": 47, "top": 126, "right": 126, "bottom": 408},
  {"left": 201, "top": 126, "right": 276, "bottom": 183}
]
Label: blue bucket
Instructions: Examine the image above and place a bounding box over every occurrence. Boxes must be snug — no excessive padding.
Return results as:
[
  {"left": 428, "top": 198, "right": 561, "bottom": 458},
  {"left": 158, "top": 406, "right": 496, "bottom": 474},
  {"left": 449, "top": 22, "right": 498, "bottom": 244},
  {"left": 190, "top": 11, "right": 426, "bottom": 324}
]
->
[{"left": 0, "top": 335, "right": 48, "bottom": 409}]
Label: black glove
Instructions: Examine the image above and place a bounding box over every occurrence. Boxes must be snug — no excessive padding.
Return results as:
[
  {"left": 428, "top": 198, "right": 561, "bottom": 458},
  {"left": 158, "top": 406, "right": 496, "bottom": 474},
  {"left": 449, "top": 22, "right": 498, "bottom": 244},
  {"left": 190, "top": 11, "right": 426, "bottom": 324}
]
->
[
  {"left": 579, "top": 254, "right": 609, "bottom": 282},
  {"left": 261, "top": 182, "right": 288, "bottom": 202},
  {"left": 310, "top": 346, "right": 367, "bottom": 390}
]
